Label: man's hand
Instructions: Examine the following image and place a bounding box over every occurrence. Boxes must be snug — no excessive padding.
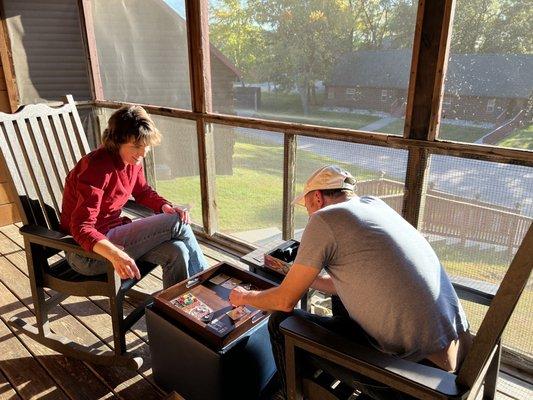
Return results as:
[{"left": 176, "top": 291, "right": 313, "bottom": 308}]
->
[
  {"left": 227, "top": 263, "right": 321, "bottom": 312},
  {"left": 162, "top": 203, "right": 191, "bottom": 224},
  {"left": 230, "top": 286, "right": 251, "bottom": 307},
  {"left": 110, "top": 249, "right": 141, "bottom": 280}
]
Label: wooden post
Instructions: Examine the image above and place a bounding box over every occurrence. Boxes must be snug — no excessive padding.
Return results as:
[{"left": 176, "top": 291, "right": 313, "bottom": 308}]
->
[
  {"left": 282, "top": 133, "right": 297, "bottom": 240},
  {"left": 78, "top": 0, "right": 104, "bottom": 101},
  {"left": 185, "top": 0, "right": 217, "bottom": 235},
  {"left": 0, "top": 4, "right": 19, "bottom": 112},
  {"left": 402, "top": 0, "right": 455, "bottom": 228},
  {"left": 0, "top": 3, "right": 21, "bottom": 226}
]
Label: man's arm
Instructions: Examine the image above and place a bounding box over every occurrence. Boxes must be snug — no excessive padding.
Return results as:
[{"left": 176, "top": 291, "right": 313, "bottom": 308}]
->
[
  {"left": 311, "top": 274, "right": 337, "bottom": 294},
  {"left": 230, "top": 263, "right": 321, "bottom": 312}
]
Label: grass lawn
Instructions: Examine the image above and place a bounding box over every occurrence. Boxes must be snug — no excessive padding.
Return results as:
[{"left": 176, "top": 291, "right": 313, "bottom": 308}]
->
[
  {"left": 254, "top": 92, "right": 378, "bottom": 130},
  {"left": 455, "top": 264, "right": 532, "bottom": 353},
  {"left": 498, "top": 124, "right": 533, "bottom": 150},
  {"left": 380, "top": 118, "right": 488, "bottom": 142},
  {"left": 254, "top": 92, "right": 492, "bottom": 141},
  {"left": 156, "top": 137, "right": 378, "bottom": 233},
  {"left": 439, "top": 124, "right": 488, "bottom": 142}
]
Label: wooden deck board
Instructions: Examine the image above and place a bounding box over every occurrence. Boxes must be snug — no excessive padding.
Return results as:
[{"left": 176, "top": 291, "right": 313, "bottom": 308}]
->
[
  {"left": 0, "top": 367, "right": 21, "bottom": 400},
  {"left": 0, "top": 223, "right": 530, "bottom": 400},
  {"left": 2, "top": 250, "right": 164, "bottom": 400},
  {"left": 0, "top": 290, "right": 70, "bottom": 400},
  {"left": 0, "top": 277, "right": 115, "bottom": 400}
]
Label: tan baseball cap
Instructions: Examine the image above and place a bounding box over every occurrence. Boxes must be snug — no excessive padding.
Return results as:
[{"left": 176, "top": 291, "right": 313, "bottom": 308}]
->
[{"left": 293, "top": 165, "right": 356, "bottom": 206}]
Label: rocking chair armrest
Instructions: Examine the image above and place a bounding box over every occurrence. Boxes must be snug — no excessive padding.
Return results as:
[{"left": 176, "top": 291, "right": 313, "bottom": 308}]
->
[
  {"left": 19, "top": 224, "right": 107, "bottom": 262},
  {"left": 280, "top": 316, "right": 463, "bottom": 397}
]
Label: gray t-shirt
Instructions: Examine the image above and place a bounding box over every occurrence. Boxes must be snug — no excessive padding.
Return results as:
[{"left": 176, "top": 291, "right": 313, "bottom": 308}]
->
[{"left": 295, "top": 196, "right": 469, "bottom": 361}]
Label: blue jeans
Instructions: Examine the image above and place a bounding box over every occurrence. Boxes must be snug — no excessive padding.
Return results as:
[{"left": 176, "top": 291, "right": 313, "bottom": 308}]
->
[{"left": 66, "top": 213, "right": 208, "bottom": 288}]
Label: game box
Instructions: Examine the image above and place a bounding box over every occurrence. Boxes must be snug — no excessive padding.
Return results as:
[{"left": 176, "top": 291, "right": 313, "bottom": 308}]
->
[
  {"left": 264, "top": 239, "right": 300, "bottom": 274},
  {"left": 152, "top": 261, "right": 276, "bottom": 349},
  {"left": 147, "top": 262, "right": 277, "bottom": 399}
]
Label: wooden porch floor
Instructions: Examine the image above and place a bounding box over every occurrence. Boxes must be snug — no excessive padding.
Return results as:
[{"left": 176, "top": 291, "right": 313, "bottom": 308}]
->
[{"left": 0, "top": 223, "right": 531, "bottom": 400}]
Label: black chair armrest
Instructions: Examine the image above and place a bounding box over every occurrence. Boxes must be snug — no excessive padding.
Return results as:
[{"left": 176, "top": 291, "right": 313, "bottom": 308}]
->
[
  {"left": 123, "top": 200, "right": 156, "bottom": 219},
  {"left": 19, "top": 225, "right": 107, "bottom": 261},
  {"left": 280, "top": 316, "right": 464, "bottom": 397},
  {"left": 451, "top": 276, "right": 497, "bottom": 306}
]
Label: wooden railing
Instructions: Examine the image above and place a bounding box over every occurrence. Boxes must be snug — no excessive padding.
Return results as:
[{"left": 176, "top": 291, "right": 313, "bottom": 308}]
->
[
  {"left": 422, "top": 195, "right": 531, "bottom": 250},
  {"left": 356, "top": 178, "right": 532, "bottom": 254},
  {"left": 357, "top": 178, "right": 405, "bottom": 197}
]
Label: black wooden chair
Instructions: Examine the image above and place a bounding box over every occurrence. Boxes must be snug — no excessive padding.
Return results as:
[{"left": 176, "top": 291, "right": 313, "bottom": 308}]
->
[
  {"left": 280, "top": 223, "right": 532, "bottom": 400},
  {"left": 0, "top": 95, "right": 159, "bottom": 369}
]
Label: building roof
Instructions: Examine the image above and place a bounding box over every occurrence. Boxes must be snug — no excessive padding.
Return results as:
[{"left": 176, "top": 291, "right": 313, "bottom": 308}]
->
[{"left": 329, "top": 50, "right": 533, "bottom": 98}]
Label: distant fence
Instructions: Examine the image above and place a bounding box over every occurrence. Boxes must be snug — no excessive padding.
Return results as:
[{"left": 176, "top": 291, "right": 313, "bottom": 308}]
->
[
  {"left": 357, "top": 178, "right": 404, "bottom": 197},
  {"left": 356, "top": 178, "right": 532, "bottom": 254}
]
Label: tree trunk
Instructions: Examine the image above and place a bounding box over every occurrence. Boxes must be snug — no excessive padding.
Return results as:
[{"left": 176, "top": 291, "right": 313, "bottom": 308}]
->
[{"left": 297, "top": 81, "right": 310, "bottom": 116}]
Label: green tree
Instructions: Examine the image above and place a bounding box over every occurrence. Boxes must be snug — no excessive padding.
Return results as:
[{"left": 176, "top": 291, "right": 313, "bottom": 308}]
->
[
  {"left": 348, "top": 0, "right": 414, "bottom": 50},
  {"left": 209, "top": 0, "right": 268, "bottom": 82},
  {"left": 452, "top": 0, "right": 532, "bottom": 53},
  {"left": 252, "top": 0, "right": 353, "bottom": 115}
]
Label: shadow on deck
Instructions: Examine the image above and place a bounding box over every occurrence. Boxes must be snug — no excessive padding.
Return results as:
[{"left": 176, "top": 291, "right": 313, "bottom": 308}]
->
[{"left": 0, "top": 223, "right": 530, "bottom": 400}]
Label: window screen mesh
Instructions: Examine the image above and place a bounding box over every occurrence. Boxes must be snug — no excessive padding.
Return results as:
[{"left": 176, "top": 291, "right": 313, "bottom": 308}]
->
[
  {"left": 91, "top": 0, "right": 192, "bottom": 108},
  {"left": 295, "top": 138, "right": 408, "bottom": 232},
  {"left": 425, "top": 155, "right": 532, "bottom": 356},
  {"left": 442, "top": 0, "right": 533, "bottom": 149},
  {"left": 3, "top": 0, "right": 91, "bottom": 103},
  {"left": 208, "top": 0, "right": 417, "bottom": 135},
  {"left": 213, "top": 124, "right": 283, "bottom": 245}
]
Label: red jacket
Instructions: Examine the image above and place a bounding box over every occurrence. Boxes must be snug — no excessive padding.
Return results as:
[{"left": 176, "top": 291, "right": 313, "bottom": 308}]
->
[{"left": 60, "top": 147, "right": 169, "bottom": 251}]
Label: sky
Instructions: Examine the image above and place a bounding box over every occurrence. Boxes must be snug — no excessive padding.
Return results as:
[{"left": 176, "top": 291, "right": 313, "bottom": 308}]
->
[
  {"left": 163, "top": 0, "right": 223, "bottom": 18},
  {"left": 163, "top": 0, "right": 185, "bottom": 16}
]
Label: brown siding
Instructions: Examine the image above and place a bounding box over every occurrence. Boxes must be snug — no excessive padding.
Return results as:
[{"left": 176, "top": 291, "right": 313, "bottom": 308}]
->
[
  {"left": 442, "top": 96, "right": 518, "bottom": 122},
  {"left": 325, "top": 86, "right": 403, "bottom": 113},
  {"left": 327, "top": 84, "right": 525, "bottom": 123}
]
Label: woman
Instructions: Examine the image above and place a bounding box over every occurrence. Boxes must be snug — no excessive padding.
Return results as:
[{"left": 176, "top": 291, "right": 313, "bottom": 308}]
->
[{"left": 60, "top": 105, "right": 208, "bottom": 288}]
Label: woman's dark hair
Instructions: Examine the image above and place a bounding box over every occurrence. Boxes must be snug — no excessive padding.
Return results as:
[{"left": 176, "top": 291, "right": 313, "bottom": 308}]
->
[{"left": 101, "top": 106, "right": 161, "bottom": 153}]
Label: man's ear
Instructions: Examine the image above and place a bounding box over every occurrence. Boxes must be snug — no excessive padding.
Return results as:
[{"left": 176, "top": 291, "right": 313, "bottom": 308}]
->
[{"left": 315, "top": 190, "right": 325, "bottom": 208}]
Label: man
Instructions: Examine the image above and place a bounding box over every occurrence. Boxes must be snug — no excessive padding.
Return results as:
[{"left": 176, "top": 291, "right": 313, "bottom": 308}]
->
[{"left": 230, "top": 165, "right": 471, "bottom": 399}]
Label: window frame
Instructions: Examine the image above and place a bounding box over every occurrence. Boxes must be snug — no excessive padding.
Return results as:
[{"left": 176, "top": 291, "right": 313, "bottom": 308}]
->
[
  {"left": 486, "top": 98, "right": 496, "bottom": 114},
  {"left": 79, "top": 0, "right": 532, "bottom": 249},
  {"left": 381, "top": 89, "right": 388, "bottom": 102}
]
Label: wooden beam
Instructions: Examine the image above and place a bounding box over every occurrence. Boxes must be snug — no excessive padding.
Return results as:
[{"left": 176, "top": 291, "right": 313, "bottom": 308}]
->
[
  {"left": 0, "top": 3, "right": 19, "bottom": 112},
  {"left": 282, "top": 134, "right": 297, "bottom": 240},
  {"left": 78, "top": 0, "right": 104, "bottom": 101},
  {"left": 402, "top": 148, "right": 430, "bottom": 226},
  {"left": 402, "top": 0, "right": 455, "bottom": 227},
  {"left": 404, "top": 0, "right": 455, "bottom": 141},
  {"left": 0, "top": 203, "right": 19, "bottom": 227},
  {"left": 185, "top": 0, "right": 217, "bottom": 235},
  {"left": 95, "top": 100, "right": 533, "bottom": 167}
]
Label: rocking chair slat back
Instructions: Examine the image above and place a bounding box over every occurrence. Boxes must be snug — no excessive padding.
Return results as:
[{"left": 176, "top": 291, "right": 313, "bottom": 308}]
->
[{"left": 0, "top": 95, "right": 89, "bottom": 230}]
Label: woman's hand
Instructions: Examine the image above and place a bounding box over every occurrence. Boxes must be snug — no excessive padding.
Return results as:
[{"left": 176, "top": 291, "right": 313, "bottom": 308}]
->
[
  {"left": 93, "top": 240, "right": 140, "bottom": 280},
  {"left": 162, "top": 203, "right": 191, "bottom": 224},
  {"left": 110, "top": 249, "right": 141, "bottom": 280}
]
